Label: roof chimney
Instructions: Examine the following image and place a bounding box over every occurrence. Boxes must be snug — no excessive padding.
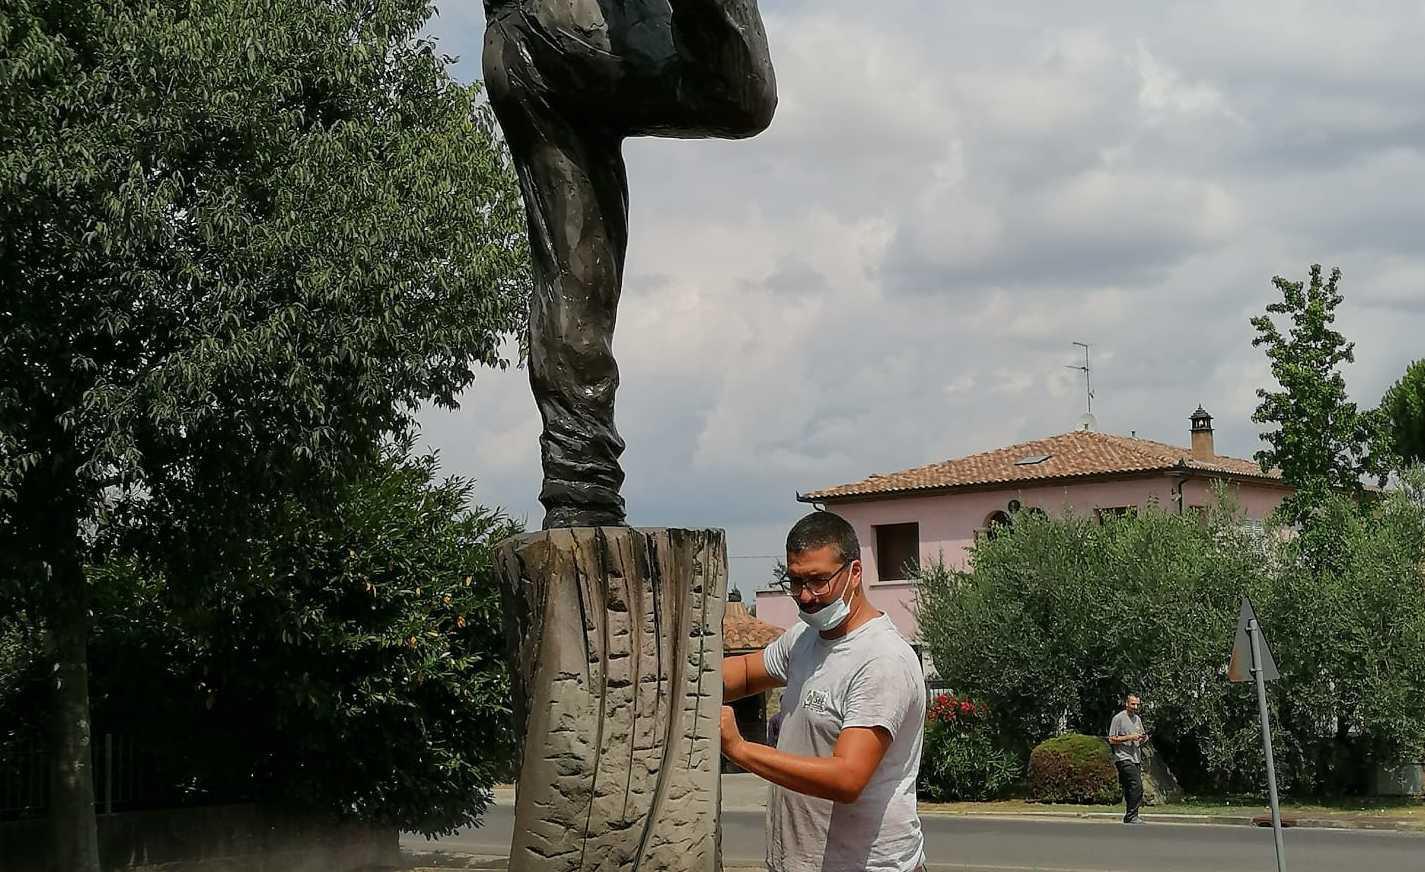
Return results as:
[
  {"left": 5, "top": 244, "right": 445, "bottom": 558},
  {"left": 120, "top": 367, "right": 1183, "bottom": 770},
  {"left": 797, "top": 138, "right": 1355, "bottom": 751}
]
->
[{"left": 1190, "top": 406, "right": 1215, "bottom": 460}]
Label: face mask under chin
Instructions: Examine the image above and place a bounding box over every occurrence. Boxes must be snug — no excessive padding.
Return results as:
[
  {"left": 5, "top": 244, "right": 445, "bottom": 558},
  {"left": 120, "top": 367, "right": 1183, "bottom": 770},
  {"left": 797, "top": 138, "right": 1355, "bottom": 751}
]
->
[{"left": 798, "top": 575, "right": 854, "bottom": 632}]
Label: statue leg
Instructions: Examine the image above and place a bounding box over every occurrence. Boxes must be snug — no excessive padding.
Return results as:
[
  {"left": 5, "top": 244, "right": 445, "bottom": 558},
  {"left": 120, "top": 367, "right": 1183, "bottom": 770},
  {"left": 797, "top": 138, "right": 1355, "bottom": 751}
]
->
[{"left": 485, "top": 16, "right": 631, "bottom": 529}]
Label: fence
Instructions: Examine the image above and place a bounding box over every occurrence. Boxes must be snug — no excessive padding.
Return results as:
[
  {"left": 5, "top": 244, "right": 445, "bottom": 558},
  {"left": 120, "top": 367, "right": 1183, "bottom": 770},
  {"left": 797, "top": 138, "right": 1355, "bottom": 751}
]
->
[
  {"left": 0, "top": 740, "right": 45, "bottom": 820},
  {"left": 1, "top": 734, "right": 186, "bottom": 820}
]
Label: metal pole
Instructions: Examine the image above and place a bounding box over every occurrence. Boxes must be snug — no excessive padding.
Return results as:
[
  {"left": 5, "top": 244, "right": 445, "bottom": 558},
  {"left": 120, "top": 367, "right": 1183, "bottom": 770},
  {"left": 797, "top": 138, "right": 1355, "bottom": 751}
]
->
[{"left": 1250, "top": 619, "right": 1286, "bottom": 872}]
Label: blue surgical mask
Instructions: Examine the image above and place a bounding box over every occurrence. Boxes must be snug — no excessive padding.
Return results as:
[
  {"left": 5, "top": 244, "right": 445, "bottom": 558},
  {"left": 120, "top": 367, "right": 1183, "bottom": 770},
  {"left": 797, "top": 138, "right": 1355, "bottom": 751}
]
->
[{"left": 798, "top": 572, "right": 854, "bottom": 633}]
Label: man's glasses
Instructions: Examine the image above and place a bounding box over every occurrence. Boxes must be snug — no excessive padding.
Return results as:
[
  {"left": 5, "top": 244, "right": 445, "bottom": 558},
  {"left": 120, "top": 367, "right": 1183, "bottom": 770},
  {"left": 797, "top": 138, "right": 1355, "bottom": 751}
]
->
[{"left": 774, "top": 559, "right": 851, "bottom": 597}]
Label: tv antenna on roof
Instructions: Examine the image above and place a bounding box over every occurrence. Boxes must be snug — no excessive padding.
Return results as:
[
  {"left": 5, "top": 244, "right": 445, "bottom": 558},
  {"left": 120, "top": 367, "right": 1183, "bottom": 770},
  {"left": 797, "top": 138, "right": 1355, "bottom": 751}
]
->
[{"left": 1066, "top": 341, "right": 1096, "bottom": 431}]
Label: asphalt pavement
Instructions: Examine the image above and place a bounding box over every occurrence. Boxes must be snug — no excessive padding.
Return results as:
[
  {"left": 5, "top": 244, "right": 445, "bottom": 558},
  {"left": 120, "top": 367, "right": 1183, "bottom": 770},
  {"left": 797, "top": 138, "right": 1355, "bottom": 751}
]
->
[{"left": 402, "top": 804, "right": 1425, "bottom": 872}]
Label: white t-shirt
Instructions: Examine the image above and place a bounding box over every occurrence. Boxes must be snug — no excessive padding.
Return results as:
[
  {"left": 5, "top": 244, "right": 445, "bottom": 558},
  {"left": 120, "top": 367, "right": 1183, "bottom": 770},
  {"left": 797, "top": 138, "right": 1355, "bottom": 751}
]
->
[{"left": 762, "top": 614, "right": 926, "bottom": 872}]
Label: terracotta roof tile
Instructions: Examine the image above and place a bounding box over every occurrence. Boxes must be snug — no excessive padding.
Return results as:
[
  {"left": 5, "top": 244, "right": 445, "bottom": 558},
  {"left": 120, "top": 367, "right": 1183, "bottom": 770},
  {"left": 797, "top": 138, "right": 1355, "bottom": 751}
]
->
[
  {"left": 805, "top": 430, "right": 1285, "bottom": 501},
  {"left": 723, "top": 602, "right": 784, "bottom": 652}
]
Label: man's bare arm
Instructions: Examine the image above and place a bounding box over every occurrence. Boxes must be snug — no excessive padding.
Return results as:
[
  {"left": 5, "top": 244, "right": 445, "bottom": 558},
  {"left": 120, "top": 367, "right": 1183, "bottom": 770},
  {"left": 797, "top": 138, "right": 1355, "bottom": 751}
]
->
[
  {"left": 723, "top": 650, "right": 782, "bottom": 702},
  {"left": 720, "top": 708, "right": 891, "bottom": 804}
]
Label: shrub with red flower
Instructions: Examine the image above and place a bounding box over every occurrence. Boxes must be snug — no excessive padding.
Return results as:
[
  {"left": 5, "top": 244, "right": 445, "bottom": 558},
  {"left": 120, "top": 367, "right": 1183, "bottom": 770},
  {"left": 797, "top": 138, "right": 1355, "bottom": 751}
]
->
[
  {"left": 927, "top": 693, "right": 989, "bottom": 727},
  {"left": 919, "top": 693, "right": 1021, "bottom": 802}
]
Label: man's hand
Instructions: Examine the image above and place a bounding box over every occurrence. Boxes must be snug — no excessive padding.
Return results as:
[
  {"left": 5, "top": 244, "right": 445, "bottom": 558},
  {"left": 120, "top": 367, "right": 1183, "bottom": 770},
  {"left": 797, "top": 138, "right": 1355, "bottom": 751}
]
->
[{"left": 720, "top": 705, "right": 744, "bottom": 758}]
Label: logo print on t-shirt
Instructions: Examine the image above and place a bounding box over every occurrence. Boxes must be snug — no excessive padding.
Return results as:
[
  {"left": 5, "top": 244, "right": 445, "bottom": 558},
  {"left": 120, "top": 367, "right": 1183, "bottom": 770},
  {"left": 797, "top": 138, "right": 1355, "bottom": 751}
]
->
[{"left": 803, "top": 689, "right": 829, "bottom": 713}]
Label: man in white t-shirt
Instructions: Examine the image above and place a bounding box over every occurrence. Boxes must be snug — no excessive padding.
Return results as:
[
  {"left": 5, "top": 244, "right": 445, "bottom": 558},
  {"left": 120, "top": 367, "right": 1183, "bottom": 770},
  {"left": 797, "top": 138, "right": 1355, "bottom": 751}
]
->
[{"left": 721, "top": 511, "right": 927, "bottom": 872}]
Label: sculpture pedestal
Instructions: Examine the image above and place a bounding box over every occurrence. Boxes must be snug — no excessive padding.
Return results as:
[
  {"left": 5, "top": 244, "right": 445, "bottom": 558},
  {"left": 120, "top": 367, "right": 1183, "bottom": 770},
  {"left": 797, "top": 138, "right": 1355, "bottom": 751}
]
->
[{"left": 497, "top": 528, "right": 727, "bottom": 872}]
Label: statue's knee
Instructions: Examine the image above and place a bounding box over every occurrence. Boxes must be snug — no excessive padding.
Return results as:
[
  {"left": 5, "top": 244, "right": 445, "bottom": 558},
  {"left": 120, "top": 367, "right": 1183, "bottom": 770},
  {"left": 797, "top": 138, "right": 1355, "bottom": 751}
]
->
[
  {"left": 700, "top": 72, "right": 777, "bottom": 138},
  {"left": 735, "top": 78, "right": 778, "bottom": 136}
]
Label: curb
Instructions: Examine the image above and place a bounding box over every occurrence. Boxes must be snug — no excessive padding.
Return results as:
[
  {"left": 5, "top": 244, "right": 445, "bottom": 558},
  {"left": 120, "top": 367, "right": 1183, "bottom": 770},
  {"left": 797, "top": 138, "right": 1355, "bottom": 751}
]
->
[
  {"left": 911, "top": 809, "right": 1425, "bottom": 832},
  {"left": 725, "top": 804, "right": 1425, "bottom": 832}
]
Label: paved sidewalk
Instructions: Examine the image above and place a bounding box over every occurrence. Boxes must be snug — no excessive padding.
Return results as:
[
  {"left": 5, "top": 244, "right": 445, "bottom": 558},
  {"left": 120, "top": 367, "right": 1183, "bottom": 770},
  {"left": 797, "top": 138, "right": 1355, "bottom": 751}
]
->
[{"left": 403, "top": 802, "right": 1425, "bottom": 872}]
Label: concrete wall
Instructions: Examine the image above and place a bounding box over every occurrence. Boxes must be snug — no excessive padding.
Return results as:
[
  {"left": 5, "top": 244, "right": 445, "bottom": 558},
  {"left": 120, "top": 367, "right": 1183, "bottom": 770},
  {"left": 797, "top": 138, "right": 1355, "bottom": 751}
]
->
[
  {"left": 836, "top": 475, "right": 1287, "bottom": 582},
  {"left": 754, "top": 475, "right": 1290, "bottom": 642},
  {"left": 0, "top": 804, "right": 399, "bottom": 872},
  {"left": 1180, "top": 477, "right": 1286, "bottom": 519}
]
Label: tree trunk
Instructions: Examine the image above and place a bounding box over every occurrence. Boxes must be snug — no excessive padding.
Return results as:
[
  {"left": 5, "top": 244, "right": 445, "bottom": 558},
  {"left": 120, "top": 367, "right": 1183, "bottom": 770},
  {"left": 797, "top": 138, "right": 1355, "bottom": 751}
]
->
[
  {"left": 496, "top": 528, "right": 726, "bottom": 872},
  {"left": 45, "top": 553, "right": 100, "bottom": 872}
]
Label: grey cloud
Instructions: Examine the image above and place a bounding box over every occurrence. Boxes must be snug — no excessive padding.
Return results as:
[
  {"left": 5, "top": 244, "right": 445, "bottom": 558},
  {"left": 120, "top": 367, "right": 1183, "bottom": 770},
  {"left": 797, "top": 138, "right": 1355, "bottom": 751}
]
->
[
  {"left": 418, "top": 0, "right": 1425, "bottom": 563},
  {"left": 750, "top": 259, "right": 830, "bottom": 297}
]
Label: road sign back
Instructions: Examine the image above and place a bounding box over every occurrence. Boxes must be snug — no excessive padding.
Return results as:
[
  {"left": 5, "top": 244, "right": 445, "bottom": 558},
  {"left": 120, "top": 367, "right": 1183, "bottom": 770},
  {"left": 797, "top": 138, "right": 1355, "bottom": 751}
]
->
[{"left": 1228, "top": 595, "right": 1279, "bottom": 683}]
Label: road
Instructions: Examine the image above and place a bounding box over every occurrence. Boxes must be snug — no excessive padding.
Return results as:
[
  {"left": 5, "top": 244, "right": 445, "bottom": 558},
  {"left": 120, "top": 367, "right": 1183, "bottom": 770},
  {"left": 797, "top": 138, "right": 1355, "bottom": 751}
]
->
[{"left": 403, "top": 806, "right": 1425, "bottom": 872}]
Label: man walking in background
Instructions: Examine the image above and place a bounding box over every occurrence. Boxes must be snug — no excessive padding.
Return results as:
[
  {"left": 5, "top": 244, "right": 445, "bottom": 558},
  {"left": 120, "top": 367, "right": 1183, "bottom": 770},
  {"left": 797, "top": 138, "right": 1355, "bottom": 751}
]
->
[{"left": 1109, "top": 693, "right": 1149, "bottom": 824}]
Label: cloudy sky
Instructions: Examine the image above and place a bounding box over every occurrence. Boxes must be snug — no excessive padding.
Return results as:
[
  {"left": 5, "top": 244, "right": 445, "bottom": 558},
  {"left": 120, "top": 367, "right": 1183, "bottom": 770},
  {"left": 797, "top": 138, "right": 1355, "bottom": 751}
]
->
[{"left": 417, "top": 1, "right": 1425, "bottom": 596}]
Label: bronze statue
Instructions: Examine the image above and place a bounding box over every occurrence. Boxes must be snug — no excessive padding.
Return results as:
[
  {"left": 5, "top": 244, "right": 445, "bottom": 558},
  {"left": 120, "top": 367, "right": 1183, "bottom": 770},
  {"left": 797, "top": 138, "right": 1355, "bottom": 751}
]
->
[{"left": 483, "top": 0, "right": 777, "bottom": 528}]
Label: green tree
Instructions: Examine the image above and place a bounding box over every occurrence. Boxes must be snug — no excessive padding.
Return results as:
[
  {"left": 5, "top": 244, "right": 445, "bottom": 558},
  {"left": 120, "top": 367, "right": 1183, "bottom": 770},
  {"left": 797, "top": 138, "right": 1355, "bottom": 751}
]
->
[
  {"left": 85, "top": 444, "right": 520, "bottom": 836},
  {"left": 916, "top": 499, "right": 1271, "bottom": 791},
  {"left": 770, "top": 559, "right": 789, "bottom": 588},
  {"left": 1265, "top": 476, "right": 1425, "bottom": 792},
  {"left": 1249, "top": 265, "right": 1374, "bottom": 526},
  {"left": 0, "top": 2, "right": 528, "bottom": 866},
  {"left": 917, "top": 485, "right": 1425, "bottom": 796},
  {"left": 1377, "top": 359, "right": 1425, "bottom": 468}
]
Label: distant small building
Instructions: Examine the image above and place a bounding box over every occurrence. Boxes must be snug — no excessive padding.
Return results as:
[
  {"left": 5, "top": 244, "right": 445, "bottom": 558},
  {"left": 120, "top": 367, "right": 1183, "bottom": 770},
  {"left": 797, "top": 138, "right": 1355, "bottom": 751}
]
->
[{"left": 755, "top": 407, "right": 1291, "bottom": 651}]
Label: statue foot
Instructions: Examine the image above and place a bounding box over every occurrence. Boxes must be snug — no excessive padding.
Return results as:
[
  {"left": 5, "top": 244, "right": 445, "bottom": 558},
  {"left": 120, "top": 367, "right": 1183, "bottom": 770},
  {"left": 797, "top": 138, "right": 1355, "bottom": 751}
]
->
[
  {"left": 540, "top": 477, "right": 627, "bottom": 529},
  {"left": 542, "top": 506, "right": 627, "bottom": 529}
]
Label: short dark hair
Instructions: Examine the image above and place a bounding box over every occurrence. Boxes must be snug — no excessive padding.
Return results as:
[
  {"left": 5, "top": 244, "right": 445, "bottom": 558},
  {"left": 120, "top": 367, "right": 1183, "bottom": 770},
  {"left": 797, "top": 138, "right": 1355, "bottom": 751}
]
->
[
  {"left": 1125, "top": 692, "right": 1140, "bottom": 703},
  {"left": 786, "top": 511, "right": 860, "bottom": 564}
]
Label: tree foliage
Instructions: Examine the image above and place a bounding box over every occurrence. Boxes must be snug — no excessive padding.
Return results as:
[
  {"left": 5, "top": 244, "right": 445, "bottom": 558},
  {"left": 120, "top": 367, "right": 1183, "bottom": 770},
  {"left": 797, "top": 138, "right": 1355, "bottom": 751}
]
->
[
  {"left": 2, "top": 0, "right": 528, "bottom": 555},
  {"left": 770, "top": 559, "right": 789, "bottom": 587},
  {"left": 1, "top": 0, "right": 530, "bottom": 858},
  {"left": 1377, "top": 359, "right": 1425, "bottom": 468},
  {"left": 917, "top": 499, "right": 1267, "bottom": 791},
  {"left": 1249, "top": 265, "right": 1374, "bottom": 524},
  {"left": 85, "top": 444, "right": 520, "bottom": 836},
  {"left": 1263, "top": 473, "right": 1425, "bottom": 791},
  {"left": 917, "top": 484, "right": 1425, "bottom": 796}
]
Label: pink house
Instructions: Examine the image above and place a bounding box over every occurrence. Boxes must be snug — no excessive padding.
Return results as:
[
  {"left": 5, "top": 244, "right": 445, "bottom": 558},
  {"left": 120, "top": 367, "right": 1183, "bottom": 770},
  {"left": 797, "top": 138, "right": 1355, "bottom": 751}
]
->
[{"left": 755, "top": 408, "right": 1291, "bottom": 649}]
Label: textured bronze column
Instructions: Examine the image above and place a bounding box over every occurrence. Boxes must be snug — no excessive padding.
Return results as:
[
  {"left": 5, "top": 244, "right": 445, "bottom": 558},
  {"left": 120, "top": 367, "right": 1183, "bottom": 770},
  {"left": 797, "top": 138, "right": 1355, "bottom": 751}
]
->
[{"left": 497, "top": 528, "right": 727, "bottom": 872}]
